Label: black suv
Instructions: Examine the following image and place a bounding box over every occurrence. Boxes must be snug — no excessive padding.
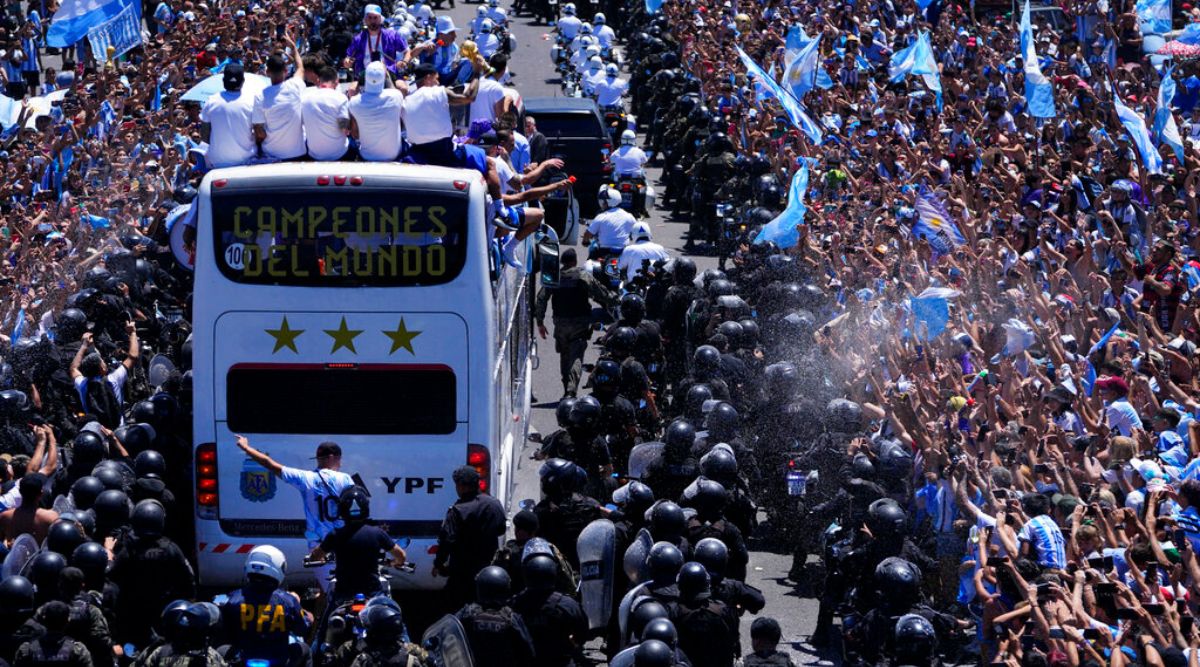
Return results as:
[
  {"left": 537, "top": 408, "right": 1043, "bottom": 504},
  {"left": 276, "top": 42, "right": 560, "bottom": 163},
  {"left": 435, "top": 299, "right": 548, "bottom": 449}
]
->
[{"left": 523, "top": 97, "right": 613, "bottom": 218}]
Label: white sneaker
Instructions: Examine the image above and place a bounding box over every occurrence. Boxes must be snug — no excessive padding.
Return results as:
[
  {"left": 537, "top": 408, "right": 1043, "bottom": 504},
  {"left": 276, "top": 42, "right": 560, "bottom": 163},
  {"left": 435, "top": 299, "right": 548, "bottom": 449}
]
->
[{"left": 502, "top": 237, "right": 524, "bottom": 269}]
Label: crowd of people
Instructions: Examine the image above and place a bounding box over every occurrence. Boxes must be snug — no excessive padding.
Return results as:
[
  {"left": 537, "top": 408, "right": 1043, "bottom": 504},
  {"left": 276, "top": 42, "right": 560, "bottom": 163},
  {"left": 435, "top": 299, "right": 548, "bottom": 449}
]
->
[{"left": 11, "top": 0, "right": 1200, "bottom": 661}]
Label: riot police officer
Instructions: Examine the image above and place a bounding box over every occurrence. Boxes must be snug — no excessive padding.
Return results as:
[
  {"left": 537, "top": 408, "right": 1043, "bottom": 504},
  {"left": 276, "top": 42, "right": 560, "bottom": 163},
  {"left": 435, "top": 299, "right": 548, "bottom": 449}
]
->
[
  {"left": 534, "top": 248, "right": 617, "bottom": 399},
  {"left": 508, "top": 555, "right": 588, "bottom": 667},
  {"left": 332, "top": 597, "right": 426, "bottom": 667},
  {"left": 433, "top": 467, "right": 507, "bottom": 610},
  {"left": 134, "top": 602, "right": 226, "bottom": 667},
  {"left": 685, "top": 132, "right": 736, "bottom": 251},
  {"left": 644, "top": 421, "right": 698, "bottom": 504},
  {"left": 13, "top": 601, "right": 92, "bottom": 667},
  {"left": 109, "top": 499, "right": 195, "bottom": 646},
  {"left": 667, "top": 563, "right": 738, "bottom": 667},
  {"left": 684, "top": 480, "right": 749, "bottom": 582},
  {"left": 454, "top": 567, "right": 535, "bottom": 667},
  {"left": 533, "top": 459, "right": 604, "bottom": 569},
  {"left": 0, "top": 576, "right": 45, "bottom": 665},
  {"left": 657, "top": 259, "right": 700, "bottom": 389},
  {"left": 692, "top": 538, "right": 763, "bottom": 619}
]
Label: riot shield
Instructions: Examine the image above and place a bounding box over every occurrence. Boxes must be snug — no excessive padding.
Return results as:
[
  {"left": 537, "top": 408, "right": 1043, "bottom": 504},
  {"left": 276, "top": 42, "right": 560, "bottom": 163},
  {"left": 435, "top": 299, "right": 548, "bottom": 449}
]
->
[
  {"left": 3, "top": 534, "right": 39, "bottom": 579},
  {"left": 421, "top": 614, "right": 474, "bottom": 667},
  {"left": 52, "top": 493, "right": 76, "bottom": 516},
  {"left": 610, "top": 646, "right": 637, "bottom": 667},
  {"left": 147, "top": 354, "right": 176, "bottom": 389},
  {"left": 626, "top": 442, "right": 664, "bottom": 481},
  {"left": 576, "top": 519, "right": 616, "bottom": 630},
  {"left": 616, "top": 587, "right": 648, "bottom": 647},
  {"left": 622, "top": 527, "right": 652, "bottom": 584}
]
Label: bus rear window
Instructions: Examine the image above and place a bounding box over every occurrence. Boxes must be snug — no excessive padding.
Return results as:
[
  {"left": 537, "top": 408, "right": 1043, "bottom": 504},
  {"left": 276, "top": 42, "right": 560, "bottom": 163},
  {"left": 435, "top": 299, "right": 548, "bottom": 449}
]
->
[
  {"left": 226, "top": 365, "right": 457, "bottom": 434},
  {"left": 536, "top": 114, "right": 604, "bottom": 138},
  {"left": 210, "top": 189, "right": 469, "bottom": 286}
]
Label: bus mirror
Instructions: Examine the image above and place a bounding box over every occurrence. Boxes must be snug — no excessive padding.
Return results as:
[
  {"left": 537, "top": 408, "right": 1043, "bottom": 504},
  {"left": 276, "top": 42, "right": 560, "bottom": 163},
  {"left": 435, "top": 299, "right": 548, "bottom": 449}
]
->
[{"left": 537, "top": 225, "right": 561, "bottom": 289}]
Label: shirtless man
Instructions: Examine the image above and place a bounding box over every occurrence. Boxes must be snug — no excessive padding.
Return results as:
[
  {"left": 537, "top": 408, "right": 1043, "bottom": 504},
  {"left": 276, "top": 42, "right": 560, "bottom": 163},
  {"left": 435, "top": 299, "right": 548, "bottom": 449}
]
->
[{"left": 1, "top": 469, "right": 59, "bottom": 545}]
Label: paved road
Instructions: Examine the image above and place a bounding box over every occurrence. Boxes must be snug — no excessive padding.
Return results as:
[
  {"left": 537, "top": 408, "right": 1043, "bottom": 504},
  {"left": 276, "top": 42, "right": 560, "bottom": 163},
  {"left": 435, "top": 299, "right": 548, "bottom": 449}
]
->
[{"left": 425, "top": 4, "right": 838, "bottom": 663}]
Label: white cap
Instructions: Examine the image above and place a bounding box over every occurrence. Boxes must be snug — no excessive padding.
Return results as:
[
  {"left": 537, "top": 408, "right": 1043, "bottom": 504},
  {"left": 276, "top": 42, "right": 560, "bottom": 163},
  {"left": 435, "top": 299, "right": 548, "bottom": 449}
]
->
[
  {"left": 364, "top": 61, "right": 387, "bottom": 94},
  {"left": 364, "top": 3, "right": 382, "bottom": 16},
  {"left": 436, "top": 15, "right": 456, "bottom": 33}
]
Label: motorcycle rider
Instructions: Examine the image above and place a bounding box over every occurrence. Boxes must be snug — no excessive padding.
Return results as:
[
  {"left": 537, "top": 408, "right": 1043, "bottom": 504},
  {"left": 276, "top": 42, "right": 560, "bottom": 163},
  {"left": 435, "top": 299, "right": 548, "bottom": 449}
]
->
[
  {"left": 612, "top": 130, "right": 649, "bottom": 179},
  {"left": 533, "top": 458, "right": 604, "bottom": 568},
  {"left": 483, "top": 0, "right": 507, "bottom": 27},
  {"left": 508, "top": 554, "right": 588, "bottom": 667},
  {"left": 534, "top": 247, "right": 617, "bottom": 399},
  {"left": 619, "top": 224, "right": 671, "bottom": 286},
  {"left": 594, "top": 63, "right": 629, "bottom": 122},
  {"left": 308, "top": 486, "right": 407, "bottom": 603},
  {"left": 555, "top": 3, "right": 582, "bottom": 39},
  {"left": 454, "top": 567, "right": 536, "bottom": 667},
  {"left": 584, "top": 186, "right": 635, "bottom": 259},
  {"left": 433, "top": 466, "right": 507, "bottom": 610},
  {"left": 337, "top": 597, "right": 427, "bottom": 667},
  {"left": 218, "top": 546, "right": 311, "bottom": 667},
  {"left": 592, "top": 13, "right": 615, "bottom": 50}
]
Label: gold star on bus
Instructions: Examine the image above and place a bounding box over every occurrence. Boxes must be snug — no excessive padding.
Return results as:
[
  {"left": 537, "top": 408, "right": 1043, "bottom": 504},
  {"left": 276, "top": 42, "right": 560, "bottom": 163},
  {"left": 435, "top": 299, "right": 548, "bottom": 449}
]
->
[
  {"left": 324, "top": 317, "right": 363, "bottom": 354},
  {"left": 265, "top": 316, "right": 304, "bottom": 354},
  {"left": 382, "top": 318, "right": 422, "bottom": 355}
]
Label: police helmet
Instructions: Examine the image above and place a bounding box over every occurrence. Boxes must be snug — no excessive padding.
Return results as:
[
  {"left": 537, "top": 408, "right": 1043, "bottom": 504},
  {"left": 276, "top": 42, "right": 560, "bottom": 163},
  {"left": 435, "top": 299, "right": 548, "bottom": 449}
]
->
[
  {"left": 158, "top": 599, "right": 192, "bottom": 641},
  {"left": 619, "top": 293, "right": 646, "bottom": 323},
  {"left": 149, "top": 393, "right": 180, "bottom": 423},
  {"left": 93, "top": 489, "right": 130, "bottom": 529},
  {"left": 649, "top": 502, "right": 686, "bottom": 542},
  {"left": 0, "top": 575, "right": 36, "bottom": 614},
  {"left": 174, "top": 602, "right": 218, "bottom": 646},
  {"left": 628, "top": 599, "right": 669, "bottom": 641},
  {"left": 362, "top": 599, "right": 406, "bottom": 640},
  {"left": 706, "top": 279, "right": 735, "bottom": 299},
  {"left": 93, "top": 465, "right": 125, "bottom": 492},
  {"left": 568, "top": 395, "right": 602, "bottom": 429},
  {"left": 244, "top": 545, "right": 287, "bottom": 586},
  {"left": 27, "top": 550, "right": 67, "bottom": 594},
  {"left": 676, "top": 95, "right": 699, "bottom": 116},
  {"left": 599, "top": 185, "right": 623, "bottom": 210},
  {"left": 705, "top": 132, "right": 732, "bottom": 154},
  {"left": 716, "top": 321, "right": 744, "bottom": 347},
  {"left": 607, "top": 327, "right": 638, "bottom": 359},
  {"left": 688, "top": 105, "right": 710, "bottom": 126},
  {"left": 676, "top": 561, "right": 710, "bottom": 599},
  {"left": 642, "top": 618, "right": 677, "bottom": 646},
  {"left": 54, "top": 308, "right": 88, "bottom": 340},
  {"left": 0, "top": 389, "right": 29, "bottom": 421},
  {"left": 338, "top": 486, "right": 371, "bottom": 523},
  {"left": 71, "top": 541, "right": 110, "bottom": 583},
  {"left": 592, "top": 359, "right": 621, "bottom": 391},
  {"left": 692, "top": 345, "right": 721, "bottom": 375},
  {"left": 620, "top": 129, "right": 636, "bottom": 146},
  {"left": 115, "top": 423, "right": 157, "bottom": 455},
  {"left": 476, "top": 5, "right": 486, "bottom": 16},
  {"left": 539, "top": 458, "right": 586, "bottom": 496},
  {"left": 758, "top": 184, "right": 784, "bottom": 209},
  {"left": 72, "top": 430, "right": 106, "bottom": 463},
  {"left": 593, "top": 11, "right": 606, "bottom": 24},
  {"left": 131, "top": 499, "right": 167, "bottom": 539},
  {"left": 522, "top": 554, "right": 559, "bottom": 592},
  {"left": 683, "top": 384, "right": 713, "bottom": 421},
  {"left": 475, "top": 565, "right": 511, "bottom": 606},
  {"left": 631, "top": 222, "right": 652, "bottom": 243},
  {"left": 83, "top": 266, "right": 112, "bottom": 289},
  {"left": 634, "top": 640, "right": 674, "bottom": 667},
  {"left": 173, "top": 185, "right": 197, "bottom": 204},
  {"left": 701, "top": 269, "right": 725, "bottom": 288},
  {"left": 867, "top": 499, "right": 908, "bottom": 540},
  {"left": 618, "top": 481, "right": 655, "bottom": 515},
  {"left": 894, "top": 613, "right": 938, "bottom": 663},
  {"left": 699, "top": 449, "right": 737, "bottom": 486},
  {"left": 646, "top": 541, "right": 684, "bottom": 585},
  {"left": 134, "top": 449, "right": 167, "bottom": 480},
  {"left": 877, "top": 438, "right": 915, "bottom": 481},
  {"left": 663, "top": 419, "right": 695, "bottom": 455},
  {"left": 70, "top": 476, "right": 105, "bottom": 511},
  {"left": 874, "top": 557, "right": 922, "bottom": 610},
  {"left": 693, "top": 537, "right": 729, "bottom": 582},
  {"left": 738, "top": 319, "right": 759, "bottom": 344},
  {"left": 672, "top": 257, "right": 697, "bottom": 284},
  {"left": 580, "top": 21, "right": 592, "bottom": 34},
  {"left": 706, "top": 402, "right": 740, "bottom": 441},
  {"left": 691, "top": 479, "right": 727, "bottom": 517},
  {"left": 46, "top": 519, "right": 87, "bottom": 556},
  {"left": 130, "top": 400, "right": 157, "bottom": 425},
  {"left": 661, "top": 52, "right": 679, "bottom": 69},
  {"left": 826, "top": 398, "right": 864, "bottom": 432},
  {"left": 605, "top": 63, "right": 618, "bottom": 77},
  {"left": 851, "top": 454, "right": 875, "bottom": 480},
  {"left": 555, "top": 397, "right": 578, "bottom": 428}
]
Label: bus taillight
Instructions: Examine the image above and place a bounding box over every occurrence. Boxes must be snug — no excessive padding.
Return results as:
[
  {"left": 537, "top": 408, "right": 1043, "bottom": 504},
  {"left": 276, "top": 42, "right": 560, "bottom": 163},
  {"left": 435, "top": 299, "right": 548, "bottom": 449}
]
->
[
  {"left": 467, "top": 444, "right": 489, "bottom": 493},
  {"left": 316, "top": 175, "right": 331, "bottom": 186},
  {"left": 196, "top": 443, "right": 219, "bottom": 516}
]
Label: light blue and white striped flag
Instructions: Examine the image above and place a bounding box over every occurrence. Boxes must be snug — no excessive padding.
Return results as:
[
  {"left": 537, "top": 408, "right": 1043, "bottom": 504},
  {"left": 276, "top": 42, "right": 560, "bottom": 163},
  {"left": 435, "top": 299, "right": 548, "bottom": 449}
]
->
[
  {"left": 736, "top": 46, "right": 823, "bottom": 144},
  {"left": 1114, "top": 92, "right": 1163, "bottom": 174},
  {"left": 1154, "top": 65, "right": 1186, "bottom": 162},
  {"left": 1020, "top": 0, "right": 1057, "bottom": 118},
  {"left": 889, "top": 30, "right": 942, "bottom": 109},
  {"left": 1136, "top": 0, "right": 1172, "bottom": 34},
  {"left": 47, "top": 0, "right": 138, "bottom": 47},
  {"left": 754, "top": 161, "right": 809, "bottom": 248}
]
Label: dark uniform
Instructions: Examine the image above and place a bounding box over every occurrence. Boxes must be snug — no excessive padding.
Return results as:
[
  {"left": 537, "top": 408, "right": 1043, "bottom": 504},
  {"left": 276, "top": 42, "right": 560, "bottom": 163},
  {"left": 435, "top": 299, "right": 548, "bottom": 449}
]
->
[
  {"left": 742, "top": 650, "right": 796, "bottom": 667},
  {"left": 333, "top": 638, "right": 427, "bottom": 667},
  {"left": 435, "top": 489, "right": 507, "bottom": 609},
  {"left": 133, "top": 643, "right": 226, "bottom": 667},
  {"left": 532, "top": 493, "right": 603, "bottom": 569},
  {"left": 686, "top": 517, "right": 749, "bottom": 582},
  {"left": 508, "top": 589, "right": 588, "bottom": 667},
  {"left": 0, "top": 618, "right": 45, "bottom": 666},
  {"left": 491, "top": 540, "right": 578, "bottom": 596},
  {"left": 454, "top": 604, "right": 536, "bottom": 667},
  {"left": 534, "top": 265, "right": 616, "bottom": 397},
  {"left": 13, "top": 635, "right": 92, "bottom": 667},
  {"left": 109, "top": 536, "right": 196, "bottom": 645},
  {"left": 218, "top": 586, "right": 309, "bottom": 666},
  {"left": 712, "top": 578, "right": 765, "bottom": 617},
  {"left": 64, "top": 594, "right": 114, "bottom": 667},
  {"left": 668, "top": 596, "right": 738, "bottom": 667}
]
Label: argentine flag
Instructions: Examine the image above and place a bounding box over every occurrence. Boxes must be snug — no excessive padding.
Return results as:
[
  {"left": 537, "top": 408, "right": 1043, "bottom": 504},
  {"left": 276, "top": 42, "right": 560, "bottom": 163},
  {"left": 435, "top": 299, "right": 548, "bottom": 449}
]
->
[
  {"left": 912, "top": 187, "right": 966, "bottom": 256},
  {"left": 1136, "top": 0, "right": 1172, "bottom": 34},
  {"left": 47, "top": 0, "right": 138, "bottom": 47},
  {"left": 783, "top": 34, "right": 822, "bottom": 99},
  {"left": 1154, "top": 66, "right": 1186, "bottom": 162},
  {"left": 889, "top": 31, "right": 943, "bottom": 108},
  {"left": 735, "top": 47, "right": 823, "bottom": 144},
  {"left": 1114, "top": 93, "right": 1163, "bottom": 174},
  {"left": 754, "top": 161, "right": 810, "bottom": 249},
  {"left": 1019, "top": 0, "right": 1057, "bottom": 118}
]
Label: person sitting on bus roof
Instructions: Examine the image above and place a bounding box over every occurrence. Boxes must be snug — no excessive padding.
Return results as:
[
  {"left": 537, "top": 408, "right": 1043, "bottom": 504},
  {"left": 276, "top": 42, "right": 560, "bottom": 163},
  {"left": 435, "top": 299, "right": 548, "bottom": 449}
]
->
[
  {"left": 402, "top": 60, "right": 485, "bottom": 167},
  {"left": 254, "top": 28, "right": 307, "bottom": 163},
  {"left": 234, "top": 436, "right": 355, "bottom": 597},
  {"left": 200, "top": 63, "right": 260, "bottom": 169},
  {"left": 302, "top": 66, "right": 352, "bottom": 161},
  {"left": 349, "top": 62, "right": 406, "bottom": 162}
]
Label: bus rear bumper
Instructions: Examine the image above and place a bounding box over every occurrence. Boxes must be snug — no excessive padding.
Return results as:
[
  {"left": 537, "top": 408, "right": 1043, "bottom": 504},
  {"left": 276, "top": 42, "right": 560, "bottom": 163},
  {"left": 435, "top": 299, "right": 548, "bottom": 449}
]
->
[{"left": 195, "top": 521, "right": 445, "bottom": 591}]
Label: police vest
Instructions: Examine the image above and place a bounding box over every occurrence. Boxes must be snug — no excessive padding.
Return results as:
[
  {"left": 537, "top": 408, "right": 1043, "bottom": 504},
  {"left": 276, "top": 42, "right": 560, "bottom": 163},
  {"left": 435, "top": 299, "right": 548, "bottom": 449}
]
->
[
  {"left": 21, "top": 637, "right": 75, "bottom": 666},
  {"left": 550, "top": 272, "right": 592, "bottom": 320},
  {"left": 460, "top": 603, "right": 517, "bottom": 634}
]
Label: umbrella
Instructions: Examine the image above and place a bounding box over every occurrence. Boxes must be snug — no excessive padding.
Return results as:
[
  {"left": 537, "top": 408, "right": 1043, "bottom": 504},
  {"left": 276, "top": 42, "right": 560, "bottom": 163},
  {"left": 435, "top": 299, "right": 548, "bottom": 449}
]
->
[
  {"left": 1157, "top": 40, "right": 1200, "bottom": 57},
  {"left": 179, "top": 73, "right": 271, "bottom": 104}
]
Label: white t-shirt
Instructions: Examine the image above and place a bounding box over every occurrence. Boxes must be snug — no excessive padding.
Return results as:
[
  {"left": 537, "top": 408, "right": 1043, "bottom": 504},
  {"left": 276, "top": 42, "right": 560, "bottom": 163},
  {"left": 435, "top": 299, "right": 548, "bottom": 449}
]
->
[
  {"left": 255, "top": 77, "right": 307, "bottom": 160},
  {"left": 469, "top": 77, "right": 506, "bottom": 124},
  {"left": 593, "top": 76, "right": 628, "bottom": 107},
  {"left": 301, "top": 87, "right": 350, "bottom": 161},
  {"left": 557, "top": 15, "right": 582, "bottom": 40},
  {"left": 73, "top": 365, "right": 129, "bottom": 422},
  {"left": 618, "top": 240, "right": 670, "bottom": 281},
  {"left": 611, "top": 145, "right": 647, "bottom": 176},
  {"left": 589, "top": 207, "right": 635, "bottom": 249},
  {"left": 402, "top": 85, "right": 453, "bottom": 145},
  {"left": 350, "top": 89, "right": 404, "bottom": 161},
  {"left": 200, "top": 89, "right": 260, "bottom": 168},
  {"left": 596, "top": 25, "right": 615, "bottom": 49},
  {"left": 495, "top": 157, "right": 518, "bottom": 195},
  {"left": 279, "top": 466, "right": 355, "bottom": 546}
]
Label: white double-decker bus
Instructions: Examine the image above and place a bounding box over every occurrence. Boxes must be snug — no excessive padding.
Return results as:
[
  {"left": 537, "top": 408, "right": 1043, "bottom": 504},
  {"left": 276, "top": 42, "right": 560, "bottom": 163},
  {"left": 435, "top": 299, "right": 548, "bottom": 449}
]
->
[{"left": 191, "top": 162, "right": 536, "bottom": 589}]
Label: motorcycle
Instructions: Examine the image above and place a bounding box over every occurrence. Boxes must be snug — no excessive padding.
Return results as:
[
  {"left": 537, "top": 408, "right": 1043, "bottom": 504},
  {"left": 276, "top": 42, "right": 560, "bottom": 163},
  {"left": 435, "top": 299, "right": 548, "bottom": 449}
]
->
[
  {"left": 600, "top": 104, "right": 629, "bottom": 143},
  {"left": 611, "top": 173, "right": 655, "bottom": 218}
]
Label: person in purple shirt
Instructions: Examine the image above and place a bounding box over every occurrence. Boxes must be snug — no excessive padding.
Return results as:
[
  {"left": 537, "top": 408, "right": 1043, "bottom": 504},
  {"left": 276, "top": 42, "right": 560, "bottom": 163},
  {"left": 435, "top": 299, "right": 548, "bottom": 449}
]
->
[{"left": 343, "top": 4, "right": 411, "bottom": 77}]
